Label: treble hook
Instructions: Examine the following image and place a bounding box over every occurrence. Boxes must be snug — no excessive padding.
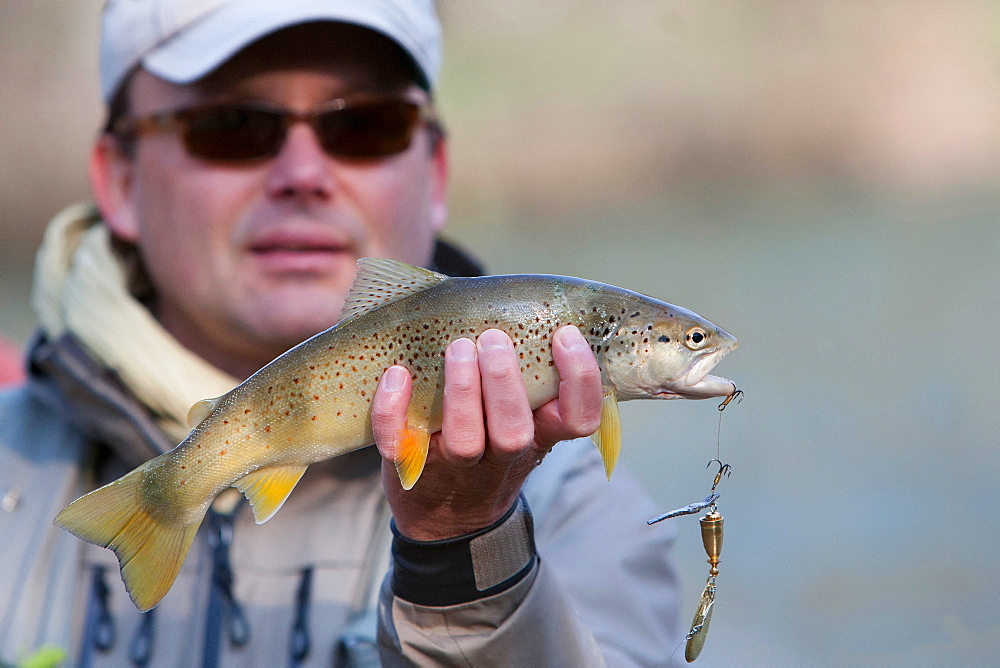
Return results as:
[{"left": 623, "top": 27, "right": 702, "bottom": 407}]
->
[
  {"left": 708, "top": 459, "right": 732, "bottom": 492},
  {"left": 717, "top": 386, "right": 744, "bottom": 411}
]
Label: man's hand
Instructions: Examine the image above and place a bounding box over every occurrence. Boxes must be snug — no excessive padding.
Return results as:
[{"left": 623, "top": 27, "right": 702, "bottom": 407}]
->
[{"left": 371, "top": 325, "right": 604, "bottom": 541}]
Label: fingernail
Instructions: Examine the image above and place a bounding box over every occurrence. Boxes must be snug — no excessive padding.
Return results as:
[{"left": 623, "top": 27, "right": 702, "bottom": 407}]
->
[
  {"left": 556, "top": 325, "right": 589, "bottom": 351},
  {"left": 449, "top": 337, "right": 476, "bottom": 361},
  {"left": 477, "top": 329, "right": 511, "bottom": 351},
  {"left": 382, "top": 365, "right": 407, "bottom": 392}
]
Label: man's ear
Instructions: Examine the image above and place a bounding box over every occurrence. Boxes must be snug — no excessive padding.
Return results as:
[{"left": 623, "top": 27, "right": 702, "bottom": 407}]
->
[
  {"left": 89, "top": 134, "right": 140, "bottom": 242},
  {"left": 429, "top": 135, "right": 449, "bottom": 234}
]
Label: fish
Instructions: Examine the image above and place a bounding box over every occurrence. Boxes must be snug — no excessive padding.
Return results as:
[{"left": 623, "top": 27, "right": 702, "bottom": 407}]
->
[{"left": 54, "top": 257, "right": 738, "bottom": 611}]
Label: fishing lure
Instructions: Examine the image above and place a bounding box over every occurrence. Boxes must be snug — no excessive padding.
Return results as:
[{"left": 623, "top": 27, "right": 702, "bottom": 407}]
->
[{"left": 649, "top": 459, "right": 731, "bottom": 662}]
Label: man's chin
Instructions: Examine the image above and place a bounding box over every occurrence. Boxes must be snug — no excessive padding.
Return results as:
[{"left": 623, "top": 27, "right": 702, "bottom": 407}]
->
[{"left": 244, "top": 304, "right": 345, "bottom": 351}]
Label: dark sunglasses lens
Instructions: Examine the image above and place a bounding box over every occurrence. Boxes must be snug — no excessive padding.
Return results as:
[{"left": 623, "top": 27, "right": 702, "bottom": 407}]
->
[
  {"left": 183, "top": 107, "right": 284, "bottom": 161},
  {"left": 318, "top": 102, "right": 420, "bottom": 158}
]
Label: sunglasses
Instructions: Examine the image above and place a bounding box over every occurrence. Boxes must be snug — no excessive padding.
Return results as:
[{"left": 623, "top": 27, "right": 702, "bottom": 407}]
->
[{"left": 112, "top": 98, "right": 438, "bottom": 163}]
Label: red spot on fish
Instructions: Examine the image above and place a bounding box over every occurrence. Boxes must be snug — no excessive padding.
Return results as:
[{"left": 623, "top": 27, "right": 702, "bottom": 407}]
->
[
  {"left": 311, "top": 415, "right": 318, "bottom": 421},
  {"left": 264, "top": 425, "right": 271, "bottom": 433},
  {"left": 219, "top": 450, "right": 227, "bottom": 456}
]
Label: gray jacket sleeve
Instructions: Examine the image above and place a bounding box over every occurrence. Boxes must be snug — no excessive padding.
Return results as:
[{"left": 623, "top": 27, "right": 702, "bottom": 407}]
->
[{"left": 376, "top": 439, "right": 681, "bottom": 666}]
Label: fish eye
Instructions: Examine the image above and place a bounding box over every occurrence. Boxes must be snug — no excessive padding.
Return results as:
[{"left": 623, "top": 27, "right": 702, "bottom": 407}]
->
[{"left": 684, "top": 327, "right": 709, "bottom": 350}]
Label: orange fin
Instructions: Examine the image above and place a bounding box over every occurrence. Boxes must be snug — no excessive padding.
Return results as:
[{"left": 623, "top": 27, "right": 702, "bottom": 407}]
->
[
  {"left": 590, "top": 388, "right": 622, "bottom": 480},
  {"left": 54, "top": 466, "right": 202, "bottom": 612},
  {"left": 395, "top": 425, "right": 430, "bottom": 490},
  {"left": 233, "top": 464, "right": 308, "bottom": 524}
]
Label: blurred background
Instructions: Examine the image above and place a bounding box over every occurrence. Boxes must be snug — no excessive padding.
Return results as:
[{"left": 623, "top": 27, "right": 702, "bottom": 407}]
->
[{"left": 2, "top": 1, "right": 998, "bottom": 664}]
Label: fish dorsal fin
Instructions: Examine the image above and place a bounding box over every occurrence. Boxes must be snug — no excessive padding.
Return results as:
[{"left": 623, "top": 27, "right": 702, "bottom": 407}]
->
[
  {"left": 338, "top": 258, "right": 449, "bottom": 325},
  {"left": 187, "top": 397, "right": 222, "bottom": 428}
]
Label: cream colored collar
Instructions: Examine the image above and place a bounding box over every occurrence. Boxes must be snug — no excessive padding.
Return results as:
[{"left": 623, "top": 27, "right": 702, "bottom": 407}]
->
[{"left": 32, "top": 204, "right": 239, "bottom": 445}]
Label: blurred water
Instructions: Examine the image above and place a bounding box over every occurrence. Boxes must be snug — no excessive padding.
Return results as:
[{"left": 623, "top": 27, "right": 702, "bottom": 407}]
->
[{"left": 448, "top": 188, "right": 1000, "bottom": 665}]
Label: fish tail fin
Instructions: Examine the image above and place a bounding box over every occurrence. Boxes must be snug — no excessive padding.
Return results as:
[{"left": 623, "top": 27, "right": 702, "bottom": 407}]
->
[
  {"left": 54, "top": 467, "right": 201, "bottom": 612},
  {"left": 395, "top": 425, "right": 431, "bottom": 490},
  {"left": 591, "top": 388, "right": 622, "bottom": 480}
]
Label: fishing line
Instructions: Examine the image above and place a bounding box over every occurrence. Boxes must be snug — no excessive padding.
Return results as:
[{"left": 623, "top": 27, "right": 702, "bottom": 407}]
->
[{"left": 716, "top": 385, "right": 743, "bottom": 461}]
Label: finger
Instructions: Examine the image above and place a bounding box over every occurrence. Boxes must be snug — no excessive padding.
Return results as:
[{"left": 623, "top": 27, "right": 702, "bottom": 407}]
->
[
  {"left": 370, "top": 365, "right": 412, "bottom": 461},
  {"left": 532, "top": 326, "right": 604, "bottom": 448},
  {"left": 550, "top": 325, "right": 604, "bottom": 435},
  {"left": 440, "top": 337, "right": 486, "bottom": 465},
  {"left": 477, "top": 329, "right": 534, "bottom": 459}
]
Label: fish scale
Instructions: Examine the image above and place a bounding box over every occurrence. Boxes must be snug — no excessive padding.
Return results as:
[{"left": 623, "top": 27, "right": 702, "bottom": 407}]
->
[{"left": 55, "top": 258, "right": 738, "bottom": 611}]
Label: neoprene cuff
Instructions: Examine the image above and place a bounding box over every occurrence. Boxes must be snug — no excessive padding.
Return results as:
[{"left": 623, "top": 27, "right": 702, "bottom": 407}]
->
[{"left": 390, "top": 495, "right": 537, "bottom": 606}]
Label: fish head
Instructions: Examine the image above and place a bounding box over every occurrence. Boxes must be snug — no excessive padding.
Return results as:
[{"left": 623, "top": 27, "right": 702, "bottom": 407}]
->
[{"left": 603, "top": 304, "right": 738, "bottom": 401}]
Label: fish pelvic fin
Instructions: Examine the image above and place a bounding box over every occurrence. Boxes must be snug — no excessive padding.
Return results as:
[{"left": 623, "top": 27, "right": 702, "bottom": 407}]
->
[
  {"left": 395, "top": 425, "right": 431, "bottom": 491},
  {"left": 591, "top": 388, "right": 622, "bottom": 480},
  {"left": 53, "top": 467, "right": 201, "bottom": 612},
  {"left": 234, "top": 464, "right": 308, "bottom": 524}
]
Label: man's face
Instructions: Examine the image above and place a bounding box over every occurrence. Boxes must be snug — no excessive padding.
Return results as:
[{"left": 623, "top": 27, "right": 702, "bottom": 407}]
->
[{"left": 95, "top": 25, "right": 447, "bottom": 379}]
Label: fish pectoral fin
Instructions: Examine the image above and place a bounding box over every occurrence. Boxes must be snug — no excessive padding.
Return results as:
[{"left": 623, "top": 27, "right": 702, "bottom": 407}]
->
[
  {"left": 186, "top": 397, "right": 221, "bottom": 428},
  {"left": 54, "top": 466, "right": 202, "bottom": 612},
  {"left": 590, "top": 388, "right": 622, "bottom": 480},
  {"left": 234, "top": 465, "right": 309, "bottom": 524},
  {"left": 395, "top": 425, "right": 431, "bottom": 491}
]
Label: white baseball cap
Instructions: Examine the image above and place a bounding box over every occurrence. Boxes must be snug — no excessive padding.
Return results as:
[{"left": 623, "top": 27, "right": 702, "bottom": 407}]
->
[{"left": 99, "top": 0, "right": 442, "bottom": 102}]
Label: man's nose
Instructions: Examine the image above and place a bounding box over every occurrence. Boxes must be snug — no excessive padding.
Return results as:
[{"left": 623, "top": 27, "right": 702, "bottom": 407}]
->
[{"left": 265, "top": 122, "right": 336, "bottom": 201}]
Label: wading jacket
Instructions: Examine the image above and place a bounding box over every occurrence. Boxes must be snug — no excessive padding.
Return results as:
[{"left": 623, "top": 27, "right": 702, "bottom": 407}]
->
[{"left": 0, "top": 246, "right": 680, "bottom": 667}]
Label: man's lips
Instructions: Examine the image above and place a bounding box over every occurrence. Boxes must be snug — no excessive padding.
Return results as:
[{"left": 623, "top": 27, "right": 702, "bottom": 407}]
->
[{"left": 247, "top": 229, "right": 354, "bottom": 273}]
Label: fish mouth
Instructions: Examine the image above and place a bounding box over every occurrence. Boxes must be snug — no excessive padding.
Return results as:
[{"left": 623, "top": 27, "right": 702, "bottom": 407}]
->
[
  {"left": 654, "top": 373, "right": 735, "bottom": 400},
  {"left": 654, "top": 345, "right": 737, "bottom": 400},
  {"left": 684, "top": 347, "right": 731, "bottom": 387}
]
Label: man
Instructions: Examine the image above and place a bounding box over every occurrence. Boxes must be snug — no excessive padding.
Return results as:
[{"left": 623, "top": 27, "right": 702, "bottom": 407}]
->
[{"left": 0, "top": 1, "right": 679, "bottom": 665}]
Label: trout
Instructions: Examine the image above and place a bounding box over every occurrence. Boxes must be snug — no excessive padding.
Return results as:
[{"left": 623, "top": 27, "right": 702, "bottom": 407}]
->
[{"left": 55, "top": 258, "right": 738, "bottom": 611}]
